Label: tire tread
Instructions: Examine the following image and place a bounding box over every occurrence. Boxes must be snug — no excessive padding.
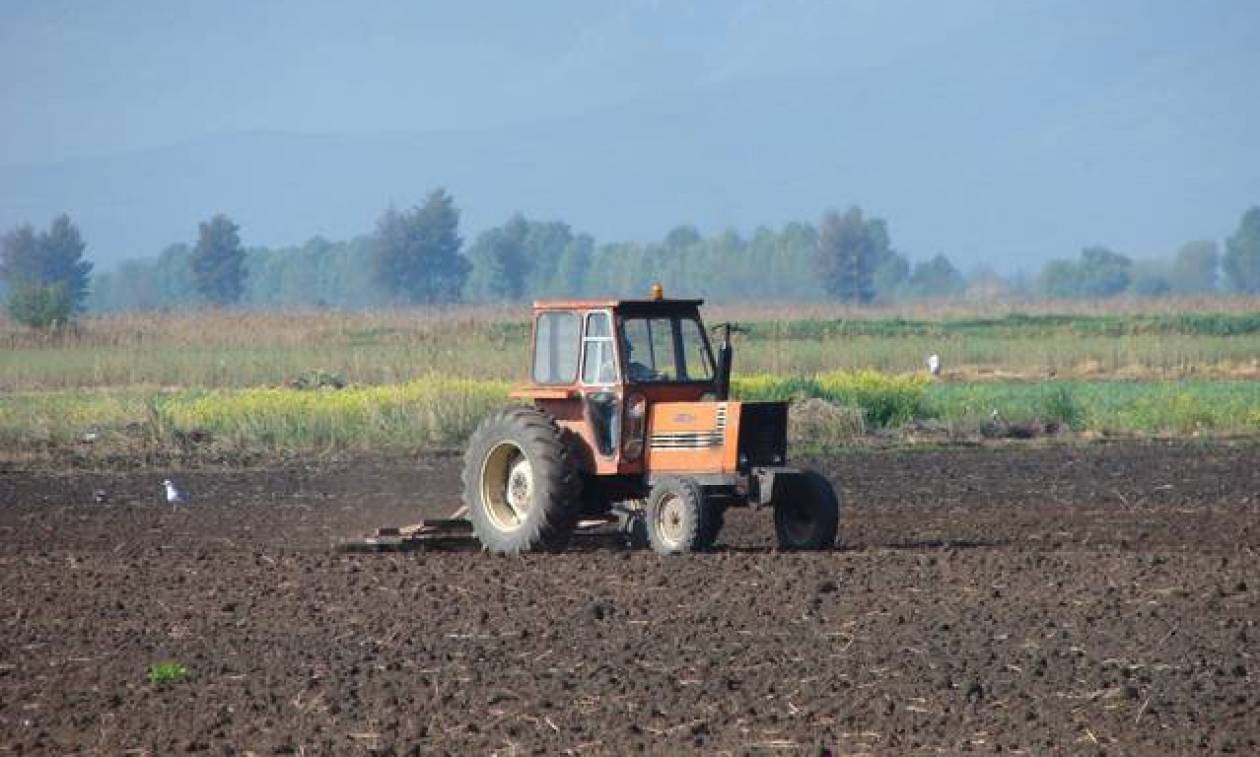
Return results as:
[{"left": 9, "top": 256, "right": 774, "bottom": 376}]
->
[{"left": 461, "top": 406, "right": 580, "bottom": 554}]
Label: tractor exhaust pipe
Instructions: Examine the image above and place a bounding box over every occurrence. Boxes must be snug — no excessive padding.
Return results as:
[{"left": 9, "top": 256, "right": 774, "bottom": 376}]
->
[{"left": 713, "top": 323, "right": 744, "bottom": 401}]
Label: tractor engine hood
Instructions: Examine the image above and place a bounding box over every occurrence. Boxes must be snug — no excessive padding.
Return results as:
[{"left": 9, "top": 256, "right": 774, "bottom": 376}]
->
[{"left": 644, "top": 400, "right": 788, "bottom": 475}]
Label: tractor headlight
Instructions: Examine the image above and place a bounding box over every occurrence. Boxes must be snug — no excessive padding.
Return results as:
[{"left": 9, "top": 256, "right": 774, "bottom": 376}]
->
[{"left": 622, "top": 393, "right": 647, "bottom": 461}]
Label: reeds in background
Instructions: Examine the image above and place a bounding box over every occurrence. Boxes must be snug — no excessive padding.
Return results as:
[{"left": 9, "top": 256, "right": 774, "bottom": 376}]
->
[{"left": 4, "top": 304, "right": 1260, "bottom": 391}]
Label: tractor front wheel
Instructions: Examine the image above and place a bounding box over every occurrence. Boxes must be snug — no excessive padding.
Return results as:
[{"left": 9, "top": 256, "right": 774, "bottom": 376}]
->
[
  {"left": 462, "top": 407, "right": 580, "bottom": 555},
  {"left": 773, "top": 470, "right": 840, "bottom": 550},
  {"left": 645, "top": 477, "right": 722, "bottom": 554}
]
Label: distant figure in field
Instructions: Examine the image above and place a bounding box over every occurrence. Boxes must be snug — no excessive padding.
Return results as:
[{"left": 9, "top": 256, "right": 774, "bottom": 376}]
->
[
  {"left": 926, "top": 353, "right": 942, "bottom": 377},
  {"left": 162, "top": 479, "right": 187, "bottom": 508}
]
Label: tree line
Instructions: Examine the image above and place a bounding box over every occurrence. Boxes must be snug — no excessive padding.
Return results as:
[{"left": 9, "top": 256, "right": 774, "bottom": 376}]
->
[{"left": 3, "top": 193, "right": 1260, "bottom": 327}]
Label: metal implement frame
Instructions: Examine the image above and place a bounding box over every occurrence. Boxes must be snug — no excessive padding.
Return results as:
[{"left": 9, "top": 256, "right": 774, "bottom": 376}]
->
[{"left": 339, "top": 506, "right": 622, "bottom": 552}]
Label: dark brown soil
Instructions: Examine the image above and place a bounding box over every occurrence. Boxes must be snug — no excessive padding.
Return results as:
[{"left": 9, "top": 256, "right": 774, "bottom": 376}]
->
[{"left": 1, "top": 441, "right": 1257, "bottom": 754}]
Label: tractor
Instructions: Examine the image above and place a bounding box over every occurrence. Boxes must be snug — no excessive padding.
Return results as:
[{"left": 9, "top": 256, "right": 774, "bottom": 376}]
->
[{"left": 461, "top": 286, "right": 840, "bottom": 555}]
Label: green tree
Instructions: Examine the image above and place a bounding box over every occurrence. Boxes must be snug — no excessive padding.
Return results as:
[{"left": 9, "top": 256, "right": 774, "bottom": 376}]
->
[
  {"left": 241, "top": 236, "right": 379, "bottom": 310},
  {"left": 372, "top": 189, "right": 469, "bottom": 304},
  {"left": 664, "top": 225, "right": 702, "bottom": 250},
  {"left": 1, "top": 215, "right": 93, "bottom": 326},
  {"left": 89, "top": 259, "right": 160, "bottom": 312},
  {"left": 1077, "top": 246, "right": 1132, "bottom": 298},
  {"left": 522, "top": 220, "right": 575, "bottom": 295},
  {"left": 1038, "top": 247, "right": 1132, "bottom": 299},
  {"left": 191, "top": 214, "right": 247, "bottom": 305},
  {"left": 156, "top": 244, "right": 199, "bottom": 306},
  {"left": 40, "top": 214, "right": 92, "bottom": 308},
  {"left": 1170, "top": 240, "right": 1219, "bottom": 294},
  {"left": 1223, "top": 207, "right": 1260, "bottom": 294},
  {"left": 0, "top": 224, "right": 40, "bottom": 282},
  {"left": 906, "top": 254, "right": 966, "bottom": 298},
  {"left": 814, "top": 207, "right": 888, "bottom": 303},
  {"left": 548, "top": 233, "right": 594, "bottom": 297},
  {"left": 5, "top": 281, "right": 75, "bottom": 328},
  {"left": 1036, "top": 259, "right": 1081, "bottom": 298},
  {"left": 773, "top": 222, "right": 824, "bottom": 299},
  {"left": 873, "top": 252, "right": 910, "bottom": 300},
  {"left": 87, "top": 243, "right": 199, "bottom": 313},
  {"left": 466, "top": 215, "right": 531, "bottom": 301},
  {"left": 1129, "top": 261, "right": 1172, "bottom": 297},
  {"left": 588, "top": 240, "right": 655, "bottom": 297}
]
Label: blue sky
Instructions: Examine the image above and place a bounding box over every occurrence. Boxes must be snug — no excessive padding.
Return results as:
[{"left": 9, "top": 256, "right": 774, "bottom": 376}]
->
[{"left": 1, "top": 0, "right": 1258, "bottom": 270}]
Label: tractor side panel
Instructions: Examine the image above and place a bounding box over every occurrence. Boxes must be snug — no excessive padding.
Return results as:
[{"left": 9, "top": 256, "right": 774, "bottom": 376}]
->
[
  {"left": 537, "top": 398, "right": 621, "bottom": 476},
  {"left": 645, "top": 401, "right": 741, "bottom": 474}
]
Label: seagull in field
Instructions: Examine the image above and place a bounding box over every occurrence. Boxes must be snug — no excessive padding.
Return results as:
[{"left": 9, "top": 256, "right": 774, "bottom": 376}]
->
[
  {"left": 92, "top": 488, "right": 109, "bottom": 504},
  {"left": 162, "top": 479, "right": 187, "bottom": 508},
  {"left": 926, "top": 353, "right": 942, "bottom": 377}
]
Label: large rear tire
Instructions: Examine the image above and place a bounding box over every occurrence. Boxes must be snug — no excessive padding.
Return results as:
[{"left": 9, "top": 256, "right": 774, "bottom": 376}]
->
[
  {"left": 773, "top": 469, "right": 840, "bottom": 550},
  {"left": 646, "top": 477, "right": 722, "bottom": 555},
  {"left": 462, "top": 407, "right": 581, "bottom": 555}
]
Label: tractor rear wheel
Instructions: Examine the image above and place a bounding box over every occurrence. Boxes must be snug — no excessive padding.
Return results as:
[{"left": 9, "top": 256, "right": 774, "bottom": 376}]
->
[
  {"left": 773, "top": 470, "right": 840, "bottom": 550},
  {"left": 462, "top": 407, "right": 580, "bottom": 555},
  {"left": 645, "top": 477, "right": 722, "bottom": 554}
]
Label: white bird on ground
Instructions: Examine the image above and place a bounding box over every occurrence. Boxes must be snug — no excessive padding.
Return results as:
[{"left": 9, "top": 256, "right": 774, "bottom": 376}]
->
[
  {"left": 926, "top": 353, "right": 942, "bottom": 377},
  {"left": 162, "top": 479, "right": 187, "bottom": 508},
  {"left": 92, "top": 488, "right": 109, "bottom": 504}
]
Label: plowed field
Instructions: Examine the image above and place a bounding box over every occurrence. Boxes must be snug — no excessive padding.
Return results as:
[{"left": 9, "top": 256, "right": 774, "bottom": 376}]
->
[{"left": 2, "top": 441, "right": 1257, "bottom": 754}]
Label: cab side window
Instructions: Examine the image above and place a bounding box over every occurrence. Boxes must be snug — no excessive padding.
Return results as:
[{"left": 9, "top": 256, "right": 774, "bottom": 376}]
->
[
  {"left": 581, "top": 312, "right": 617, "bottom": 384},
  {"left": 532, "top": 311, "right": 580, "bottom": 384},
  {"left": 679, "top": 317, "right": 714, "bottom": 380},
  {"left": 622, "top": 316, "right": 692, "bottom": 382}
]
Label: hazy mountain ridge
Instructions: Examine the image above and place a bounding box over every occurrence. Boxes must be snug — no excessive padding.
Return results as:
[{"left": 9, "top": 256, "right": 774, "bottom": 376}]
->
[{"left": 2, "top": 62, "right": 1255, "bottom": 272}]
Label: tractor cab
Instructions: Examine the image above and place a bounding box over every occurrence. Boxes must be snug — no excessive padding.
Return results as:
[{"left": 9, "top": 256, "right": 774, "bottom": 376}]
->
[
  {"left": 512, "top": 291, "right": 728, "bottom": 472},
  {"left": 523, "top": 295, "right": 715, "bottom": 392},
  {"left": 463, "top": 286, "right": 840, "bottom": 556}
]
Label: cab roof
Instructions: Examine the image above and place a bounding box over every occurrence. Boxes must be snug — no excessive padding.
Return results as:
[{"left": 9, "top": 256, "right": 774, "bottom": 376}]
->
[{"left": 532, "top": 298, "right": 704, "bottom": 312}]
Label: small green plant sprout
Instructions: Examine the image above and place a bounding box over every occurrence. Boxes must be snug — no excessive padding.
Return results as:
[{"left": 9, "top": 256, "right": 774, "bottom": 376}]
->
[{"left": 147, "top": 661, "right": 190, "bottom": 684}]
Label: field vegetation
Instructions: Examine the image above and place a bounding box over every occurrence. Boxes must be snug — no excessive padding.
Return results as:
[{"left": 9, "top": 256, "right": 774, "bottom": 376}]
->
[
  {"left": 2, "top": 301, "right": 1258, "bottom": 462},
  {"left": 4, "top": 300, "right": 1260, "bottom": 391}
]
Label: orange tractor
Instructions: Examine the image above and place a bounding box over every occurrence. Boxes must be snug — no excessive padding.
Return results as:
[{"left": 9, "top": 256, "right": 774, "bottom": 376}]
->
[{"left": 461, "top": 287, "right": 841, "bottom": 555}]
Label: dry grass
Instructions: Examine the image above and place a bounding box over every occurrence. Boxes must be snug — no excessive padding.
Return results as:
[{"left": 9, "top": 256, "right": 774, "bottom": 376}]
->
[
  {"left": 705, "top": 295, "right": 1260, "bottom": 322},
  {"left": 0, "top": 306, "right": 519, "bottom": 350},
  {"left": 789, "top": 398, "right": 867, "bottom": 447},
  {"left": 3, "top": 300, "right": 1260, "bottom": 392},
  {"left": 3, "top": 295, "right": 1259, "bottom": 349}
]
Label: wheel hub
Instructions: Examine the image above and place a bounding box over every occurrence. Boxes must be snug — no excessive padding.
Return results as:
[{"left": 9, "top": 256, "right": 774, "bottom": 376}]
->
[
  {"left": 480, "top": 442, "right": 534, "bottom": 531},
  {"left": 506, "top": 457, "right": 533, "bottom": 516},
  {"left": 656, "top": 493, "right": 686, "bottom": 546}
]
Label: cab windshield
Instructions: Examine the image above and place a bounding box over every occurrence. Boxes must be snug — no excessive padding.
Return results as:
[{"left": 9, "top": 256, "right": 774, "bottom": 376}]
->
[{"left": 620, "top": 315, "right": 714, "bottom": 383}]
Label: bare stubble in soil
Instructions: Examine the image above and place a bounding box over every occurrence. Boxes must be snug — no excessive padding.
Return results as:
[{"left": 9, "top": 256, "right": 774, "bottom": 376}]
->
[{"left": 1, "top": 441, "right": 1257, "bottom": 754}]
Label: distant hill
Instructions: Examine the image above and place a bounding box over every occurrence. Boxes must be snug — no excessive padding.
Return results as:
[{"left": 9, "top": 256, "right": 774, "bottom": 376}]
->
[{"left": 1, "top": 70, "right": 1254, "bottom": 271}]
